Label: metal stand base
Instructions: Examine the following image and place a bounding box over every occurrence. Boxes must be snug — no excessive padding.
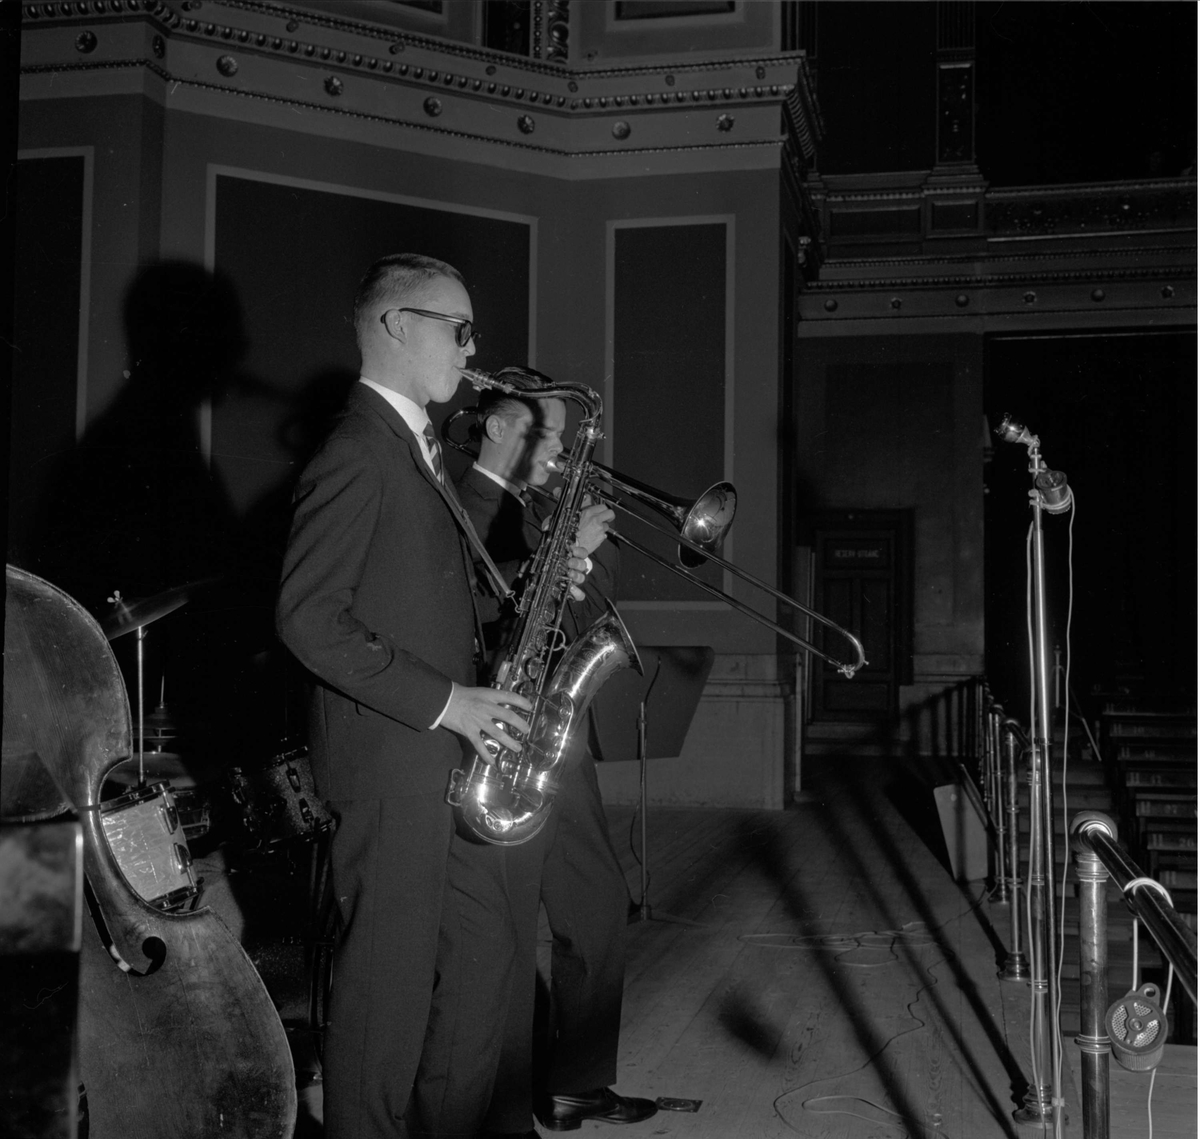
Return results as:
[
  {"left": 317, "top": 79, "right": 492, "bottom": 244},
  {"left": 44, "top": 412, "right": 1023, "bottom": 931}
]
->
[
  {"left": 999, "top": 951, "right": 1032, "bottom": 983},
  {"left": 1013, "top": 1088, "right": 1067, "bottom": 1129},
  {"left": 628, "top": 901, "right": 706, "bottom": 928}
]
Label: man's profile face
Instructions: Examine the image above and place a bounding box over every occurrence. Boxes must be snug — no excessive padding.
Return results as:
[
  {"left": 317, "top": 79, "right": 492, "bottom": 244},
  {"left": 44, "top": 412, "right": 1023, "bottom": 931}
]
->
[
  {"left": 398, "top": 274, "right": 476, "bottom": 406},
  {"left": 511, "top": 398, "right": 566, "bottom": 487}
]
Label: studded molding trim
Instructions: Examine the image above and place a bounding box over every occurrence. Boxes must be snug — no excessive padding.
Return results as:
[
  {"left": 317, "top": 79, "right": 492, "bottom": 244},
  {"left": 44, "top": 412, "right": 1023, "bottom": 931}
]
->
[
  {"left": 22, "top": 0, "right": 797, "bottom": 118},
  {"left": 807, "top": 263, "right": 1195, "bottom": 295},
  {"left": 20, "top": 54, "right": 786, "bottom": 161}
]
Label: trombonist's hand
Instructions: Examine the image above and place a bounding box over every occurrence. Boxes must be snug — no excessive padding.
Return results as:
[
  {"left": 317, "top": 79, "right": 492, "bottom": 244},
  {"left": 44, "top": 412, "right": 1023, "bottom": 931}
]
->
[
  {"left": 575, "top": 502, "right": 614, "bottom": 557},
  {"left": 441, "top": 684, "right": 533, "bottom": 764},
  {"left": 548, "top": 488, "right": 613, "bottom": 557}
]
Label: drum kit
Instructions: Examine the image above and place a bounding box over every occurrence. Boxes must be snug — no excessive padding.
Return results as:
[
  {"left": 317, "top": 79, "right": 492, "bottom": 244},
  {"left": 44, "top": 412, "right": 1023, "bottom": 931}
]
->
[{"left": 99, "top": 581, "right": 333, "bottom": 913}]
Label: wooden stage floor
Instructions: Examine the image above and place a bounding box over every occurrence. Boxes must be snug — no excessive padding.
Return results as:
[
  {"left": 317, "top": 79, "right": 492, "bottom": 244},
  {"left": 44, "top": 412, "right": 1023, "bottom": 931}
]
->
[
  {"left": 591, "top": 754, "right": 1197, "bottom": 1139},
  {"left": 261, "top": 753, "right": 1195, "bottom": 1137}
]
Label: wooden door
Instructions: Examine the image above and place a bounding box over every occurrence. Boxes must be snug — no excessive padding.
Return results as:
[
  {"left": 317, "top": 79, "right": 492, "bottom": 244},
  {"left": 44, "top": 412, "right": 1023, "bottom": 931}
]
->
[{"left": 809, "top": 512, "right": 912, "bottom": 722}]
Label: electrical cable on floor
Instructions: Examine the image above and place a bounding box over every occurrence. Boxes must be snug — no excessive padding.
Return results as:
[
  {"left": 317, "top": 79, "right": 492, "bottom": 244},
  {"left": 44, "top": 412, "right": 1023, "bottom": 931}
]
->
[
  {"left": 772, "top": 947, "right": 956, "bottom": 1135},
  {"left": 766, "top": 889, "right": 992, "bottom": 1135},
  {"left": 740, "top": 886, "right": 990, "bottom": 953},
  {"left": 797, "top": 1094, "right": 948, "bottom": 1135}
]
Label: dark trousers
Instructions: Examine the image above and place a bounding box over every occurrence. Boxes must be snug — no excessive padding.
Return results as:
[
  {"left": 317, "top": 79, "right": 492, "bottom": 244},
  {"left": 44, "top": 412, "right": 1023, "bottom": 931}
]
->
[
  {"left": 486, "top": 754, "right": 630, "bottom": 1132},
  {"left": 324, "top": 792, "right": 516, "bottom": 1139}
]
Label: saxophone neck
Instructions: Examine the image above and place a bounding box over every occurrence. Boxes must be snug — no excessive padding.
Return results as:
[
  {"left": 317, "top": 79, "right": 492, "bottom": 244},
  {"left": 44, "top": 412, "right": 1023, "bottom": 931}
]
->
[{"left": 456, "top": 366, "right": 603, "bottom": 423}]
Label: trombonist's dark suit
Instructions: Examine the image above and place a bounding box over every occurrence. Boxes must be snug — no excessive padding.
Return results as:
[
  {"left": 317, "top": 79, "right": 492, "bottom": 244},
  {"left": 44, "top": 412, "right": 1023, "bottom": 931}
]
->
[
  {"left": 277, "top": 383, "right": 516, "bottom": 1139},
  {"left": 456, "top": 465, "right": 631, "bottom": 1132}
]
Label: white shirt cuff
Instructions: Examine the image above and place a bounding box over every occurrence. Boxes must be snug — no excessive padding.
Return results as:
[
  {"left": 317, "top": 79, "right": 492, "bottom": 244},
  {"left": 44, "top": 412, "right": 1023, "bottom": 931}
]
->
[{"left": 430, "top": 682, "right": 455, "bottom": 730}]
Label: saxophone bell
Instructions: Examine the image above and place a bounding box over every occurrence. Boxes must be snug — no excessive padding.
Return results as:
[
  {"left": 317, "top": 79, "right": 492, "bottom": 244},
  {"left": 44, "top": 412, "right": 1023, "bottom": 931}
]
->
[{"left": 447, "top": 603, "right": 642, "bottom": 845}]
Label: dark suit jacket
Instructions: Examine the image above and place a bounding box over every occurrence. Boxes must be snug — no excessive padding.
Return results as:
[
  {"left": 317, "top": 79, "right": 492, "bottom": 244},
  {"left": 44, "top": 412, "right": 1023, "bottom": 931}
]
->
[
  {"left": 277, "top": 383, "right": 481, "bottom": 799},
  {"left": 455, "top": 465, "right": 618, "bottom": 652}
]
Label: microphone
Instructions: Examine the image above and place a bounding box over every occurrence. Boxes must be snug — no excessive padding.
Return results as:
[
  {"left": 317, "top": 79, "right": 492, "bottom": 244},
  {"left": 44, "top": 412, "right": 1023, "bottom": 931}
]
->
[
  {"left": 995, "top": 413, "right": 1038, "bottom": 448},
  {"left": 995, "top": 414, "right": 1072, "bottom": 513}
]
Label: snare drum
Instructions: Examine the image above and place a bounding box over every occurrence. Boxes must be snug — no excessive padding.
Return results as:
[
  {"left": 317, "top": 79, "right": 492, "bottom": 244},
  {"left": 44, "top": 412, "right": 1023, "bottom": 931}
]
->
[
  {"left": 99, "top": 783, "right": 201, "bottom": 911},
  {"left": 227, "top": 746, "right": 333, "bottom": 846}
]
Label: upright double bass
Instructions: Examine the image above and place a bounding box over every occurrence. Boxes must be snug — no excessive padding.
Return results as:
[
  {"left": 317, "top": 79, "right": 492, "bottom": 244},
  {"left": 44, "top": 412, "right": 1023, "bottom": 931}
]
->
[{"left": 3, "top": 566, "right": 296, "bottom": 1138}]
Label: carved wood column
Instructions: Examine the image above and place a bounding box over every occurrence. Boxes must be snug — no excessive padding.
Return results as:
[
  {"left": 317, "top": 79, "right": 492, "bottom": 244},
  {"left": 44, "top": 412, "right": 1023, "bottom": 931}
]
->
[{"left": 935, "top": 0, "right": 977, "bottom": 171}]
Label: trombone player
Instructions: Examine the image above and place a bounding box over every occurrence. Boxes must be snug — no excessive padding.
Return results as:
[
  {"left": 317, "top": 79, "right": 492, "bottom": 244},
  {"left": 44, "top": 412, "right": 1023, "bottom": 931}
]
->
[{"left": 456, "top": 372, "right": 658, "bottom": 1136}]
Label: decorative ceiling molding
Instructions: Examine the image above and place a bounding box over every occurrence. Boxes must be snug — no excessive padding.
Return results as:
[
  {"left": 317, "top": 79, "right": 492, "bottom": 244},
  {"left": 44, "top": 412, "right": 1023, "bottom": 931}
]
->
[
  {"left": 798, "top": 174, "right": 1195, "bottom": 326},
  {"left": 22, "top": 0, "right": 806, "bottom": 99},
  {"left": 808, "top": 260, "right": 1195, "bottom": 294},
  {"left": 807, "top": 175, "right": 1195, "bottom": 261},
  {"left": 20, "top": 0, "right": 816, "bottom": 179}
]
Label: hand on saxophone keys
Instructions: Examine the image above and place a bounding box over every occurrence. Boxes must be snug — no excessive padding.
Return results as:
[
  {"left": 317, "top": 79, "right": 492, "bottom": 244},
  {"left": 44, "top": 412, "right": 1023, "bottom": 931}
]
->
[{"left": 441, "top": 683, "right": 533, "bottom": 764}]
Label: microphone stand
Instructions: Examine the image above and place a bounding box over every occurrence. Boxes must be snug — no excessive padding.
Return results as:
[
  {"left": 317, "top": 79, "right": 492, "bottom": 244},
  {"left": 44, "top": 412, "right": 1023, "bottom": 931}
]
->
[
  {"left": 997, "top": 416, "right": 1071, "bottom": 1139},
  {"left": 630, "top": 660, "right": 705, "bottom": 928}
]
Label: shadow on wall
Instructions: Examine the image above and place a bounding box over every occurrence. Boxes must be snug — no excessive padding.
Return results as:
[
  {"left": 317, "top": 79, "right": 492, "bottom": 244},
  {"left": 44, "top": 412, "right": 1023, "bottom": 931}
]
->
[{"left": 25, "top": 259, "right": 355, "bottom": 766}]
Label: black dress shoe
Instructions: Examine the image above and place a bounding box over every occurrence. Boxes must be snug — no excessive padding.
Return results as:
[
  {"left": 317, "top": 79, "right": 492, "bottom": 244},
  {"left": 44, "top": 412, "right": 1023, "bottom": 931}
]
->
[
  {"left": 479, "top": 1131, "right": 539, "bottom": 1139},
  {"left": 537, "top": 1087, "right": 658, "bottom": 1131}
]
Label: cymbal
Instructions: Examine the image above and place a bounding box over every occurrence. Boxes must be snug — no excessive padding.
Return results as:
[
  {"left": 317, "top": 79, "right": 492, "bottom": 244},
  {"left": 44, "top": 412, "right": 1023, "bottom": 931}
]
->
[
  {"left": 104, "top": 751, "right": 226, "bottom": 790},
  {"left": 100, "top": 578, "right": 222, "bottom": 640},
  {"left": 138, "top": 703, "right": 179, "bottom": 743}
]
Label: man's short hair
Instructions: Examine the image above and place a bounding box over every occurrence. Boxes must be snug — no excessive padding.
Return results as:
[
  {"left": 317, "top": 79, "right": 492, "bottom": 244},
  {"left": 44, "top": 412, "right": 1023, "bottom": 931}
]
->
[
  {"left": 474, "top": 366, "right": 552, "bottom": 440},
  {"left": 352, "top": 253, "right": 465, "bottom": 349}
]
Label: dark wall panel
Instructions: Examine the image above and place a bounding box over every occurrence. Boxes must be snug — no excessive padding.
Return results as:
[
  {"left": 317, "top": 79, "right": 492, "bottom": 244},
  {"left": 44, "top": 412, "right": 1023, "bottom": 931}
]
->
[
  {"left": 9, "top": 155, "right": 84, "bottom": 569},
  {"left": 612, "top": 223, "right": 726, "bottom": 601},
  {"left": 211, "top": 175, "right": 531, "bottom": 521}
]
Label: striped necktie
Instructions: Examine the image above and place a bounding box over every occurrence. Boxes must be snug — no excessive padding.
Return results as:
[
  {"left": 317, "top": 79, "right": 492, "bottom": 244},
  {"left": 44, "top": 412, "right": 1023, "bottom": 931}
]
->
[{"left": 422, "top": 422, "right": 444, "bottom": 483}]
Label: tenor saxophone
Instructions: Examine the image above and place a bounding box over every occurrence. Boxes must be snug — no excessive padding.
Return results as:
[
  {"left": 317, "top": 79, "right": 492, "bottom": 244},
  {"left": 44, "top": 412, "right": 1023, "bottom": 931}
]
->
[{"left": 445, "top": 367, "right": 643, "bottom": 845}]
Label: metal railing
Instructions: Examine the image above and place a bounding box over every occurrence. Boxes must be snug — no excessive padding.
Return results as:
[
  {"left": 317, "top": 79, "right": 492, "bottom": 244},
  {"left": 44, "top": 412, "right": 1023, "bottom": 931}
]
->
[
  {"left": 974, "top": 681, "right": 1061, "bottom": 1128},
  {"left": 970, "top": 677, "right": 1198, "bottom": 1139},
  {"left": 1070, "top": 812, "right": 1198, "bottom": 1139}
]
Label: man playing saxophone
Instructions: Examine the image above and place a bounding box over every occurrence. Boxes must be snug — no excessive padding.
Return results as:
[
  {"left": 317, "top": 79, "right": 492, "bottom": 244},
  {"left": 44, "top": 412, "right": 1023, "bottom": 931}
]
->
[
  {"left": 456, "top": 373, "right": 658, "bottom": 1137},
  {"left": 276, "top": 254, "right": 533, "bottom": 1139}
]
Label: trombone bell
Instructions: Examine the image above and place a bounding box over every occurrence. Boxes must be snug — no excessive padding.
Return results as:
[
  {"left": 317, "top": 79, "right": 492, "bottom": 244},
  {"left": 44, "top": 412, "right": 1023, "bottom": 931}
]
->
[
  {"left": 586, "top": 463, "right": 737, "bottom": 568},
  {"left": 678, "top": 482, "right": 737, "bottom": 568}
]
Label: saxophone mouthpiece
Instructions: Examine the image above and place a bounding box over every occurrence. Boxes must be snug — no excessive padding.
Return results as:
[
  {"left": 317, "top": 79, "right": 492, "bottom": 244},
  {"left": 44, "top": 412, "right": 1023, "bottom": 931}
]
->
[
  {"left": 457, "top": 366, "right": 493, "bottom": 389},
  {"left": 456, "top": 367, "right": 525, "bottom": 396}
]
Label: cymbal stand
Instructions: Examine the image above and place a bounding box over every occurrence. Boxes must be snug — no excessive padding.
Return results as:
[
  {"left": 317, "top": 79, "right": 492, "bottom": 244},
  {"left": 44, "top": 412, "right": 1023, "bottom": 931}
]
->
[
  {"left": 135, "top": 624, "right": 147, "bottom": 786},
  {"left": 630, "top": 662, "right": 704, "bottom": 928}
]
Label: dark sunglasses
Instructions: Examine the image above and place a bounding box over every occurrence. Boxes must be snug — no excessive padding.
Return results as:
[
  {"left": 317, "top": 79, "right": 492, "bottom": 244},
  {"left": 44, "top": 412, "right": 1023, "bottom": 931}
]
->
[{"left": 388, "top": 307, "right": 479, "bottom": 347}]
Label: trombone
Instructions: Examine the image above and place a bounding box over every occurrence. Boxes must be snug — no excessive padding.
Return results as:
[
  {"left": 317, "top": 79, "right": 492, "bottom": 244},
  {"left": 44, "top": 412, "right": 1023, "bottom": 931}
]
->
[{"left": 441, "top": 399, "right": 867, "bottom": 680}]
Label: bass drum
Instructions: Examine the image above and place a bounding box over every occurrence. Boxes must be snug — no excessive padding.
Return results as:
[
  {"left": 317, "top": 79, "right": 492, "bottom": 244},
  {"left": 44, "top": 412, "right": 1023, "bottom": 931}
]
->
[{"left": 227, "top": 745, "right": 333, "bottom": 847}]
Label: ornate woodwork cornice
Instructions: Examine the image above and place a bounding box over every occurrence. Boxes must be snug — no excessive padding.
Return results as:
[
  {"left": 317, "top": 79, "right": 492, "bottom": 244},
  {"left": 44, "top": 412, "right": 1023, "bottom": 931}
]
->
[
  {"left": 798, "top": 176, "right": 1195, "bottom": 327},
  {"left": 809, "top": 175, "right": 1196, "bottom": 245},
  {"left": 19, "top": 0, "right": 820, "bottom": 180},
  {"left": 808, "top": 259, "right": 1193, "bottom": 294},
  {"left": 21, "top": 1, "right": 803, "bottom": 117},
  {"left": 985, "top": 181, "right": 1196, "bottom": 239}
]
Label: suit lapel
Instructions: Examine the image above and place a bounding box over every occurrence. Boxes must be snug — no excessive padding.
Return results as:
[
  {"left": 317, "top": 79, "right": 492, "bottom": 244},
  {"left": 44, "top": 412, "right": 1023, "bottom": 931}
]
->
[{"left": 383, "top": 400, "right": 513, "bottom": 604}]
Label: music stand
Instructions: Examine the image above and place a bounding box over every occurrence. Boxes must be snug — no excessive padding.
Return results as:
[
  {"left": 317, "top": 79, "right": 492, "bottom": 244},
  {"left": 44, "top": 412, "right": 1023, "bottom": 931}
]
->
[{"left": 593, "top": 645, "right": 714, "bottom": 926}]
